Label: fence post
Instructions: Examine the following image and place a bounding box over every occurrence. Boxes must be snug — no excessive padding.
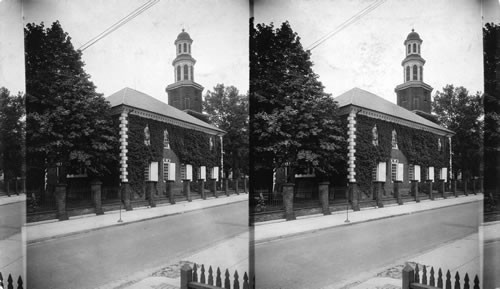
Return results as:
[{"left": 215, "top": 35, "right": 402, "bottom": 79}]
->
[
  {"left": 402, "top": 264, "right": 415, "bottom": 289},
  {"left": 55, "top": 183, "right": 69, "bottom": 221},
  {"left": 199, "top": 179, "right": 206, "bottom": 200},
  {"left": 464, "top": 180, "right": 468, "bottom": 196},
  {"left": 243, "top": 177, "right": 247, "bottom": 193},
  {"left": 411, "top": 180, "right": 420, "bottom": 202},
  {"left": 234, "top": 179, "right": 239, "bottom": 195},
  {"left": 283, "top": 183, "right": 296, "bottom": 221},
  {"left": 121, "top": 182, "right": 133, "bottom": 211},
  {"left": 472, "top": 178, "right": 477, "bottom": 195},
  {"left": 180, "top": 263, "right": 193, "bottom": 289},
  {"left": 166, "top": 180, "right": 175, "bottom": 204},
  {"left": 452, "top": 179, "right": 457, "bottom": 197},
  {"left": 146, "top": 181, "right": 157, "bottom": 207},
  {"left": 375, "top": 182, "right": 383, "bottom": 208},
  {"left": 90, "top": 180, "right": 104, "bottom": 215},
  {"left": 394, "top": 181, "right": 403, "bottom": 205},
  {"left": 210, "top": 178, "right": 218, "bottom": 198},
  {"left": 438, "top": 180, "right": 446, "bottom": 199},
  {"left": 318, "top": 181, "right": 331, "bottom": 215},
  {"left": 428, "top": 180, "right": 434, "bottom": 200},
  {"left": 223, "top": 178, "right": 229, "bottom": 196},
  {"left": 479, "top": 176, "right": 484, "bottom": 193},
  {"left": 183, "top": 179, "right": 192, "bottom": 202}
]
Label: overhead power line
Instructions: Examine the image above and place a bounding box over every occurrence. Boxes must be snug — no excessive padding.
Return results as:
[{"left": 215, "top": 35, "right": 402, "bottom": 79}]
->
[
  {"left": 79, "top": 0, "right": 159, "bottom": 51},
  {"left": 307, "top": 0, "right": 387, "bottom": 51}
]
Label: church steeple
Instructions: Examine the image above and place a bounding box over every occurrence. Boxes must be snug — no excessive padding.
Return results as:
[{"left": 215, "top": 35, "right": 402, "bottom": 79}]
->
[
  {"left": 166, "top": 30, "right": 204, "bottom": 117},
  {"left": 395, "top": 29, "right": 433, "bottom": 117}
]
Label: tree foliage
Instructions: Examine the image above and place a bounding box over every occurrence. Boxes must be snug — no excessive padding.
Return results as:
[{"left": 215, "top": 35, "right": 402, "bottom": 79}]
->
[
  {"left": 0, "top": 88, "right": 25, "bottom": 180},
  {"left": 203, "top": 84, "right": 248, "bottom": 178},
  {"left": 432, "top": 85, "right": 483, "bottom": 178},
  {"left": 25, "top": 21, "right": 118, "bottom": 185},
  {"left": 483, "top": 22, "right": 500, "bottom": 190},
  {"left": 250, "top": 19, "right": 346, "bottom": 181}
]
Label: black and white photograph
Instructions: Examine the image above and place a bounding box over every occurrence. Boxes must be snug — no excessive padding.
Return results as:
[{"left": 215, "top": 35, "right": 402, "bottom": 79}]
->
[{"left": 0, "top": 0, "right": 500, "bottom": 288}]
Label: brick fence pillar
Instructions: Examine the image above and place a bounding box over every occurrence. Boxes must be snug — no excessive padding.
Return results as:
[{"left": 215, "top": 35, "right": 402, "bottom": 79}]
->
[
  {"left": 183, "top": 179, "right": 192, "bottom": 202},
  {"left": 411, "top": 180, "right": 419, "bottom": 203},
  {"left": 350, "top": 182, "right": 361, "bottom": 211},
  {"left": 146, "top": 181, "right": 157, "bottom": 208},
  {"left": 121, "top": 182, "right": 133, "bottom": 211},
  {"left": 472, "top": 178, "right": 477, "bottom": 195},
  {"left": 438, "top": 180, "right": 446, "bottom": 199},
  {"left": 210, "top": 178, "right": 218, "bottom": 198},
  {"left": 166, "top": 180, "right": 175, "bottom": 204},
  {"left": 375, "top": 182, "right": 383, "bottom": 208},
  {"left": 427, "top": 181, "right": 434, "bottom": 200},
  {"left": 90, "top": 180, "right": 104, "bottom": 215},
  {"left": 199, "top": 179, "right": 206, "bottom": 200},
  {"left": 464, "top": 180, "right": 468, "bottom": 196},
  {"left": 283, "top": 183, "right": 296, "bottom": 221},
  {"left": 234, "top": 179, "right": 239, "bottom": 195},
  {"left": 55, "top": 183, "right": 69, "bottom": 221},
  {"left": 318, "top": 181, "right": 330, "bottom": 215},
  {"left": 394, "top": 181, "right": 403, "bottom": 205}
]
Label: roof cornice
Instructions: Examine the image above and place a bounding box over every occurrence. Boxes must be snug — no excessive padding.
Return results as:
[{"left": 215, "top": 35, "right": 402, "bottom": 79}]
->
[{"left": 395, "top": 81, "right": 433, "bottom": 92}]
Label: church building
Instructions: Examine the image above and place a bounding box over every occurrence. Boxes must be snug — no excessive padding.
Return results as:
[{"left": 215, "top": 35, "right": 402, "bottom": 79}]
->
[
  {"left": 335, "top": 30, "right": 454, "bottom": 209},
  {"left": 108, "top": 30, "right": 225, "bottom": 209}
]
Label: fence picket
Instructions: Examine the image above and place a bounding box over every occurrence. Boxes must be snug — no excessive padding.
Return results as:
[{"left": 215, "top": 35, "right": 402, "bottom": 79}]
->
[
  {"left": 201, "top": 265, "right": 206, "bottom": 284},
  {"left": 473, "top": 275, "right": 479, "bottom": 289},
  {"left": 454, "top": 272, "right": 460, "bottom": 289},
  {"left": 423, "top": 265, "right": 427, "bottom": 284},
  {"left": 243, "top": 272, "right": 249, "bottom": 289},
  {"left": 445, "top": 270, "right": 452, "bottom": 289},
  {"left": 464, "top": 273, "right": 470, "bottom": 289},
  {"left": 193, "top": 263, "right": 198, "bottom": 282},
  {"left": 16, "top": 276, "right": 23, "bottom": 289},
  {"left": 208, "top": 266, "right": 214, "bottom": 285},
  {"left": 224, "top": 269, "right": 230, "bottom": 289},
  {"left": 216, "top": 267, "right": 222, "bottom": 287},
  {"left": 234, "top": 270, "right": 240, "bottom": 289},
  {"left": 438, "top": 268, "right": 443, "bottom": 288},
  {"left": 7, "top": 274, "right": 13, "bottom": 289},
  {"left": 430, "top": 267, "right": 435, "bottom": 286},
  {"left": 415, "top": 264, "right": 420, "bottom": 283}
]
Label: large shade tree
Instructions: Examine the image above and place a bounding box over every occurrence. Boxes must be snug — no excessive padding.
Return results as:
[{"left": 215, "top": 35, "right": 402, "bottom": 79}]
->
[
  {"left": 0, "top": 88, "right": 25, "bottom": 185},
  {"left": 250, "top": 19, "right": 346, "bottom": 189},
  {"left": 432, "top": 85, "right": 483, "bottom": 179},
  {"left": 25, "top": 21, "right": 118, "bottom": 189},
  {"left": 483, "top": 22, "right": 500, "bottom": 193},
  {"left": 203, "top": 84, "right": 249, "bottom": 179}
]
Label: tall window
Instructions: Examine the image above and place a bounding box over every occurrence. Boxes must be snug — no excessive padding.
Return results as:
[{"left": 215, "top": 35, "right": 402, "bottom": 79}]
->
[
  {"left": 413, "top": 43, "right": 416, "bottom": 53},
  {"left": 372, "top": 125, "right": 378, "bottom": 146},
  {"left": 178, "top": 44, "right": 181, "bottom": 54},
  {"left": 413, "top": 65, "right": 418, "bottom": 80},
  {"left": 418, "top": 44, "right": 421, "bottom": 54},
  {"left": 177, "top": 66, "right": 181, "bottom": 81},
  {"left": 190, "top": 66, "right": 194, "bottom": 81},
  {"left": 420, "top": 66, "right": 423, "bottom": 81},
  {"left": 163, "top": 129, "right": 170, "bottom": 149},
  {"left": 391, "top": 129, "right": 398, "bottom": 149},
  {"left": 406, "top": 66, "right": 410, "bottom": 81},
  {"left": 407, "top": 44, "right": 411, "bottom": 54},
  {"left": 408, "top": 164, "right": 414, "bottom": 181},
  {"left": 183, "top": 64, "right": 189, "bottom": 80},
  {"left": 391, "top": 159, "right": 398, "bottom": 181},
  {"left": 183, "top": 43, "right": 187, "bottom": 53},
  {"left": 188, "top": 44, "right": 191, "bottom": 54}
]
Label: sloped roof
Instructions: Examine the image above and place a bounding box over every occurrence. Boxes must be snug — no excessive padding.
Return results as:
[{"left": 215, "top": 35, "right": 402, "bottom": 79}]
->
[
  {"left": 335, "top": 87, "right": 453, "bottom": 135},
  {"left": 107, "top": 87, "right": 224, "bottom": 134}
]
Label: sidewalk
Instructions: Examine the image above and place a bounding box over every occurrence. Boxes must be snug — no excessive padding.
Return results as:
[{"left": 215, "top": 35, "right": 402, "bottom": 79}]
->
[
  {"left": 0, "top": 194, "right": 25, "bottom": 206},
  {"left": 26, "top": 193, "right": 248, "bottom": 244},
  {"left": 254, "top": 194, "right": 484, "bottom": 244}
]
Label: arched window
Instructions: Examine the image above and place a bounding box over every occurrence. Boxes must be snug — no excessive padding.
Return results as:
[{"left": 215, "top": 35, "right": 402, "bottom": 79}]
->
[
  {"left": 163, "top": 130, "right": 170, "bottom": 149},
  {"left": 391, "top": 130, "right": 398, "bottom": 149},
  {"left": 420, "top": 66, "right": 423, "bottom": 81},
  {"left": 190, "top": 66, "right": 194, "bottom": 81},
  {"left": 413, "top": 65, "right": 417, "bottom": 80},
  {"left": 188, "top": 44, "right": 191, "bottom": 54},
  {"left": 183, "top": 64, "right": 189, "bottom": 80},
  {"left": 412, "top": 43, "right": 416, "bottom": 53},
  {"left": 177, "top": 66, "right": 181, "bottom": 81},
  {"left": 407, "top": 44, "right": 411, "bottom": 54},
  {"left": 178, "top": 44, "right": 181, "bottom": 54},
  {"left": 418, "top": 44, "right": 421, "bottom": 54},
  {"left": 406, "top": 66, "right": 410, "bottom": 81},
  {"left": 183, "top": 43, "right": 187, "bottom": 53}
]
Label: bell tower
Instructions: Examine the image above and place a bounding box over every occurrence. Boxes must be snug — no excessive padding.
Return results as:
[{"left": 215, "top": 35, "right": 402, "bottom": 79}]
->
[
  {"left": 395, "top": 29, "right": 434, "bottom": 120},
  {"left": 166, "top": 29, "right": 205, "bottom": 119}
]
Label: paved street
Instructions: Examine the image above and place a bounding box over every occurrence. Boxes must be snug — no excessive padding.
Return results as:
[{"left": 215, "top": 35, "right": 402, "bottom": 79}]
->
[
  {"left": 0, "top": 199, "right": 25, "bottom": 283},
  {"left": 255, "top": 201, "right": 481, "bottom": 289},
  {"left": 27, "top": 200, "right": 248, "bottom": 289}
]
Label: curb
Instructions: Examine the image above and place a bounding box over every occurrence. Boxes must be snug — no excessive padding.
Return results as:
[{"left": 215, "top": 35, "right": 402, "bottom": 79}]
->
[
  {"left": 253, "top": 196, "right": 482, "bottom": 245},
  {"left": 27, "top": 195, "right": 248, "bottom": 245}
]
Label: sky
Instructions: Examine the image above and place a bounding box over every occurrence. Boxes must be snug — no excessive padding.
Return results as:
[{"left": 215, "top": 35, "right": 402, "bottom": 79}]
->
[
  {"left": 10, "top": 0, "right": 248, "bottom": 103},
  {"left": 253, "top": 0, "right": 492, "bottom": 103}
]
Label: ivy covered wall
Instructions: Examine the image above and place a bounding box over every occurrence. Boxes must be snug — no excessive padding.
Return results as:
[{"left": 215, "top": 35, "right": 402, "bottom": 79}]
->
[
  {"left": 354, "top": 114, "right": 449, "bottom": 193},
  {"left": 126, "top": 114, "right": 221, "bottom": 193}
]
